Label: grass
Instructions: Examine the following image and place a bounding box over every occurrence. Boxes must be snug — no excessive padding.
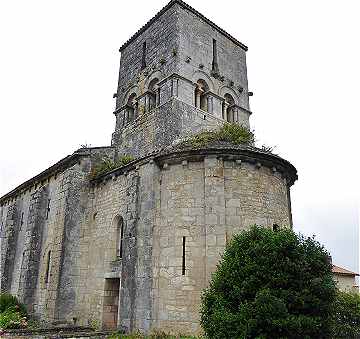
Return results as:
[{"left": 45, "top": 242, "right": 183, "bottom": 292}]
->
[
  {"left": 107, "top": 331, "right": 201, "bottom": 339},
  {"left": 180, "top": 123, "right": 255, "bottom": 149}
]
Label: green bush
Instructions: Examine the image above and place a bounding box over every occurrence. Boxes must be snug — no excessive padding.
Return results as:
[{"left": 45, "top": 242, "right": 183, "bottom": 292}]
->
[
  {"left": 90, "top": 154, "right": 135, "bottom": 179},
  {"left": 331, "top": 291, "right": 360, "bottom": 338},
  {"left": 182, "top": 123, "right": 254, "bottom": 148},
  {"left": 0, "top": 294, "right": 26, "bottom": 316},
  {"left": 200, "top": 226, "right": 336, "bottom": 339}
]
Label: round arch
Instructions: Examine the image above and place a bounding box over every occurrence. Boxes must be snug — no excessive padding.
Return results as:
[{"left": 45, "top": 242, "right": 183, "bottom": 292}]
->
[
  {"left": 145, "top": 70, "right": 164, "bottom": 90},
  {"left": 191, "top": 70, "right": 215, "bottom": 92},
  {"left": 218, "top": 85, "right": 240, "bottom": 106},
  {"left": 122, "top": 85, "right": 140, "bottom": 106}
]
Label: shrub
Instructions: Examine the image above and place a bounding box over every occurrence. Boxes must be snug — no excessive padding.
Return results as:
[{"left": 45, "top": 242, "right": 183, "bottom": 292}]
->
[
  {"left": 0, "top": 294, "right": 26, "bottom": 316},
  {"left": 182, "top": 123, "right": 254, "bottom": 149},
  {"left": 331, "top": 291, "right": 360, "bottom": 338},
  {"left": 200, "top": 226, "right": 336, "bottom": 339},
  {"left": 216, "top": 123, "right": 255, "bottom": 145}
]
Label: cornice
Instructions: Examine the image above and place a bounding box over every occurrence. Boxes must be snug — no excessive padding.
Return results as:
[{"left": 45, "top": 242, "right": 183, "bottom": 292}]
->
[
  {"left": 155, "top": 147, "right": 298, "bottom": 186},
  {"left": 91, "top": 145, "right": 298, "bottom": 187}
]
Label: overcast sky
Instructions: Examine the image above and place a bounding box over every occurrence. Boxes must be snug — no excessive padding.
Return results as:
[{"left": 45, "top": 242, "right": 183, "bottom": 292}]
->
[{"left": 0, "top": 0, "right": 359, "bottom": 274}]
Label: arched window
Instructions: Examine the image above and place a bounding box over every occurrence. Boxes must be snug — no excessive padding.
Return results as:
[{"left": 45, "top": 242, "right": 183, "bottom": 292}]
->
[
  {"left": 195, "top": 80, "right": 209, "bottom": 112},
  {"left": 223, "top": 93, "right": 235, "bottom": 122},
  {"left": 115, "top": 216, "right": 124, "bottom": 259},
  {"left": 45, "top": 250, "right": 51, "bottom": 285},
  {"left": 148, "top": 78, "right": 159, "bottom": 111},
  {"left": 124, "top": 93, "right": 137, "bottom": 125}
]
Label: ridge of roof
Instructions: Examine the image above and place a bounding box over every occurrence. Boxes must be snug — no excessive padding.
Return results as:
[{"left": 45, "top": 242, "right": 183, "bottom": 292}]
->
[
  {"left": 119, "top": 0, "right": 248, "bottom": 52},
  {"left": 332, "top": 264, "right": 359, "bottom": 276}
]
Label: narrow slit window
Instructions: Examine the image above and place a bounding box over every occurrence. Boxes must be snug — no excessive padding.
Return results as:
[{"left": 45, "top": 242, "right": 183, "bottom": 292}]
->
[
  {"left": 212, "top": 39, "right": 219, "bottom": 74},
  {"left": 141, "top": 41, "right": 147, "bottom": 70},
  {"left": 46, "top": 199, "right": 51, "bottom": 220},
  {"left": 116, "top": 217, "right": 124, "bottom": 259},
  {"left": 45, "top": 250, "right": 51, "bottom": 284},
  {"left": 182, "top": 236, "right": 186, "bottom": 275},
  {"left": 119, "top": 221, "right": 124, "bottom": 258},
  {"left": 20, "top": 212, "right": 24, "bottom": 227}
]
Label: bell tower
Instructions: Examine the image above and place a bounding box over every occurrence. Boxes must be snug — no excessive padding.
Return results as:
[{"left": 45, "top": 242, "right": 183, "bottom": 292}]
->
[{"left": 111, "top": 0, "right": 253, "bottom": 158}]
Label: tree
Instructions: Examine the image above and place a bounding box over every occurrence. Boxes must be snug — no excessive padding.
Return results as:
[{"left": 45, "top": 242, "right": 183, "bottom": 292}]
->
[
  {"left": 200, "top": 226, "right": 336, "bottom": 339},
  {"left": 331, "top": 291, "right": 360, "bottom": 338}
]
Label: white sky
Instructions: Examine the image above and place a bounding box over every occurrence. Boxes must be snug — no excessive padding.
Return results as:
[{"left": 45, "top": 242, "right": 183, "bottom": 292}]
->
[{"left": 0, "top": 0, "right": 359, "bottom": 273}]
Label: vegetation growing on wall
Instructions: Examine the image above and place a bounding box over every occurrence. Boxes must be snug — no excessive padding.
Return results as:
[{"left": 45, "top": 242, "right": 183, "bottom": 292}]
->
[
  {"left": 90, "top": 155, "right": 135, "bottom": 179},
  {"left": 180, "top": 123, "right": 255, "bottom": 149}
]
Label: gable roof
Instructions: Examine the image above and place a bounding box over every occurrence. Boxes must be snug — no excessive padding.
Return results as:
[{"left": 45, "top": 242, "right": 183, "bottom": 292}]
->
[
  {"left": 119, "top": 0, "right": 248, "bottom": 52},
  {"left": 332, "top": 264, "right": 359, "bottom": 276}
]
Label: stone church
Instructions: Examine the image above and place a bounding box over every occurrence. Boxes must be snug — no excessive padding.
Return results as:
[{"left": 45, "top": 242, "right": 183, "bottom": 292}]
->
[{"left": 0, "top": 0, "right": 297, "bottom": 334}]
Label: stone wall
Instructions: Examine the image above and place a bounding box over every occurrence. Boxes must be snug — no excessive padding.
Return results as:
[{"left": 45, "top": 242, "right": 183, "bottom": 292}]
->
[
  {"left": 72, "top": 172, "right": 128, "bottom": 327},
  {"left": 18, "top": 186, "right": 49, "bottom": 314},
  {"left": 73, "top": 161, "right": 158, "bottom": 333},
  {"left": 0, "top": 202, "right": 20, "bottom": 293},
  {"left": 113, "top": 98, "right": 224, "bottom": 159},
  {"left": 333, "top": 274, "right": 357, "bottom": 292},
  {"left": 0, "top": 148, "right": 113, "bottom": 324},
  {"left": 82, "top": 145, "right": 295, "bottom": 333},
  {"left": 177, "top": 5, "right": 250, "bottom": 110},
  {"left": 0, "top": 1, "right": 298, "bottom": 335},
  {"left": 112, "top": 1, "right": 251, "bottom": 156},
  {"left": 151, "top": 154, "right": 292, "bottom": 333},
  {"left": 115, "top": 3, "right": 181, "bottom": 109},
  {"left": 0, "top": 142, "right": 296, "bottom": 334}
]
